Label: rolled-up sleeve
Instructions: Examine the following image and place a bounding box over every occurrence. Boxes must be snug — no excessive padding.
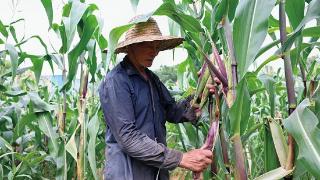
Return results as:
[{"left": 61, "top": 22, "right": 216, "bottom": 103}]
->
[{"left": 99, "top": 76, "right": 182, "bottom": 170}]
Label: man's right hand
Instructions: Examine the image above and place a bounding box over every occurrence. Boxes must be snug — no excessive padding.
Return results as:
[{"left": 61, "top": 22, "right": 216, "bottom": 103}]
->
[{"left": 178, "top": 149, "right": 213, "bottom": 172}]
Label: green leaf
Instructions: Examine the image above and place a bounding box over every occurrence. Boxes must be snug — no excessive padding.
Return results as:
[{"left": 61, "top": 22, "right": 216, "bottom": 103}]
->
[
  {"left": 285, "top": 0, "right": 305, "bottom": 75},
  {"left": 87, "top": 114, "right": 100, "bottom": 180},
  {"left": 0, "top": 164, "right": 3, "bottom": 180},
  {"left": 229, "top": 78, "right": 251, "bottom": 136},
  {"left": 130, "top": 0, "right": 140, "bottom": 12},
  {"left": 233, "top": 0, "right": 276, "bottom": 79},
  {"left": 0, "top": 136, "right": 13, "bottom": 151},
  {"left": 283, "top": 0, "right": 320, "bottom": 52},
  {"left": 268, "top": 15, "right": 279, "bottom": 28},
  {"left": 154, "top": 3, "right": 202, "bottom": 33},
  {"left": 285, "top": 0, "right": 304, "bottom": 29},
  {"left": 59, "top": 25, "right": 68, "bottom": 54},
  {"left": 28, "top": 92, "right": 55, "bottom": 112},
  {"left": 62, "top": 1, "right": 88, "bottom": 51},
  {"left": 49, "top": 54, "right": 64, "bottom": 70},
  {"left": 311, "top": 86, "right": 320, "bottom": 120},
  {"left": 302, "top": 26, "right": 320, "bottom": 37},
  {"left": 37, "top": 113, "right": 59, "bottom": 156},
  {"left": 228, "top": 0, "right": 239, "bottom": 22},
  {"left": 55, "top": 144, "right": 67, "bottom": 180},
  {"left": 9, "top": 26, "right": 18, "bottom": 44},
  {"left": 256, "top": 39, "right": 280, "bottom": 59},
  {"left": 94, "top": 33, "right": 108, "bottom": 50},
  {"left": 62, "top": 15, "right": 98, "bottom": 91},
  {"left": 254, "top": 167, "right": 294, "bottom": 180},
  {"left": 283, "top": 99, "right": 320, "bottom": 178},
  {"left": 0, "top": 38, "right": 4, "bottom": 44},
  {"left": 0, "top": 19, "right": 8, "bottom": 37},
  {"left": 40, "top": 0, "right": 53, "bottom": 27},
  {"left": 66, "top": 125, "right": 79, "bottom": 161},
  {"left": 259, "top": 75, "right": 276, "bottom": 117},
  {"left": 215, "top": 0, "right": 227, "bottom": 23},
  {"left": 87, "top": 40, "right": 97, "bottom": 83},
  {"left": 168, "top": 18, "right": 180, "bottom": 36},
  {"left": 30, "top": 57, "right": 44, "bottom": 84},
  {"left": 0, "top": 84, "right": 6, "bottom": 92},
  {"left": 269, "top": 118, "right": 288, "bottom": 167},
  {"left": 264, "top": 125, "right": 280, "bottom": 171},
  {"left": 13, "top": 113, "right": 37, "bottom": 141},
  {"left": 3, "top": 90, "right": 27, "bottom": 97},
  {"left": 15, "top": 35, "right": 49, "bottom": 54},
  {"left": 5, "top": 44, "right": 18, "bottom": 81}
]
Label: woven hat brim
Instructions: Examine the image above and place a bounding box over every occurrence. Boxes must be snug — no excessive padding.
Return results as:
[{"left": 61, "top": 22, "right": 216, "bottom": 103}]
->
[{"left": 115, "top": 35, "right": 184, "bottom": 54}]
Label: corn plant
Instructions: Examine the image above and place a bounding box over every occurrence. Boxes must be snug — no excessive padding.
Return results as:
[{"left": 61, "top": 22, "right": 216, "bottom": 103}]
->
[{"left": 0, "top": 0, "right": 107, "bottom": 179}]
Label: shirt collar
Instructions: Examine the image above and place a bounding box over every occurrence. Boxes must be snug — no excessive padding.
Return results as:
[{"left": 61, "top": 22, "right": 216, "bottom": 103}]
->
[{"left": 121, "top": 55, "right": 151, "bottom": 77}]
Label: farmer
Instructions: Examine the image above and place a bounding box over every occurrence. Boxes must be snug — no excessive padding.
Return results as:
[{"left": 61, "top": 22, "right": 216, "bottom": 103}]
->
[{"left": 99, "top": 16, "right": 212, "bottom": 180}]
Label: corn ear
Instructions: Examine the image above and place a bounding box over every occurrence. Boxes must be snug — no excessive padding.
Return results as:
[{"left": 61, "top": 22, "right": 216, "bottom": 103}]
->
[
  {"left": 193, "top": 67, "right": 210, "bottom": 104},
  {"left": 199, "top": 77, "right": 212, "bottom": 109}
]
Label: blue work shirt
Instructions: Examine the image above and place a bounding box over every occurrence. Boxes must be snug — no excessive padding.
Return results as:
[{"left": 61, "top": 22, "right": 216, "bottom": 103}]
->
[{"left": 99, "top": 56, "right": 193, "bottom": 180}]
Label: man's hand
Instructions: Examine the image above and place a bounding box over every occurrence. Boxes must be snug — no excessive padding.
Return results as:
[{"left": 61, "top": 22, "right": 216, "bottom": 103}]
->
[{"left": 178, "top": 149, "right": 213, "bottom": 172}]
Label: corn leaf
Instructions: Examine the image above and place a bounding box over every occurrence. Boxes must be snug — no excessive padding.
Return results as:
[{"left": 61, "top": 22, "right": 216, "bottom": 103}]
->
[
  {"left": 87, "top": 114, "right": 100, "bottom": 180},
  {"left": 302, "top": 26, "right": 320, "bottom": 37},
  {"left": 40, "top": 0, "right": 53, "bottom": 27},
  {"left": 37, "top": 113, "right": 59, "bottom": 156},
  {"left": 0, "top": 20, "right": 8, "bottom": 38},
  {"left": 62, "top": 1, "right": 88, "bottom": 51},
  {"left": 269, "top": 118, "right": 288, "bottom": 167},
  {"left": 233, "top": 0, "right": 276, "bottom": 78},
  {"left": 283, "top": 99, "right": 320, "bottom": 178},
  {"left": 5, "top": 44, "right": 18, "bottom": 81},
  {"left": 0, "top": 136, "right": 13, "bottom": 151},
  {"left": 62, "top": 15, "right": 98, "bottom": 91},
  {"left": 285, "top": 0, "right": 304, "bottom": 29},
  {"left": 229, "top": 78, "right": 251, "bottom": 136},
  {"left": 283, "top": 0, "right": 320, "bottom": 52},
  {"left": 254, "top": 167, "right": 294, "bottom": 180},
  {"left": 66, "top": 125, "right": 79, "bottom": 162}
]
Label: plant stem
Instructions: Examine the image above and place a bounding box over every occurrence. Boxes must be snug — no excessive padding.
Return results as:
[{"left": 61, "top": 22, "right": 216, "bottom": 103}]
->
[
  {"left": 223, "top": 16, "right": 248, "bottom": 180},
  {"left": 220, "top": 124, "right": 230, "bottom": 179},
  {"left": 62, "top": 54, "right": 67, "bottom": 134},
  {"left": 77, "top": 55, "right": 89, "bottom": 180},
  {"left": 279, "top": 0, "right": 296, "bottom": 171},
  {"left": 310, "top": 80, "right": 315, "bottom": 96},
  {"left": 299, "top": 62, "right": 307, "bottom": 98},
  {"left": 232, "top": 134, "right": 247, "bottom": 180}
]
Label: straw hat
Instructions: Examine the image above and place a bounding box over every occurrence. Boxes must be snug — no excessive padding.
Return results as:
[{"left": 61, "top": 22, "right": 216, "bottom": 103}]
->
[{"left": 115, "top": 16, "right": 184, "bottom": 54}]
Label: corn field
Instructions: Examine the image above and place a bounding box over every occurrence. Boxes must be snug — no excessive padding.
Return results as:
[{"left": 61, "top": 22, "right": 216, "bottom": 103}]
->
[{"left": 0, "top": 0, "right": 320, "bottom": 179}]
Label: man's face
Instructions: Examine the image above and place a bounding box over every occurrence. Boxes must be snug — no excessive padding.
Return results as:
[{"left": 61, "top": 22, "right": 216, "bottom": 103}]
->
[{"left": 129, "top": 41, "right": 159, "bottom": 67}]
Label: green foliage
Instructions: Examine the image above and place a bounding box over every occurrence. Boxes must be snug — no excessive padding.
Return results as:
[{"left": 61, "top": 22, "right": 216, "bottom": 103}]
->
[
  {"left": 233, "top": 0, "right": 276, "bottom": 79},
  {"left": 284, "top": 99, "right": 320, "bottom": 178},
  {"left": 229, "top": 78, "right": 251, "bottom": 136},
  {"left": 155, "top": 65, "right": 177, "bottom": 83},
  {"left": 40, "top": 0, "right": 53, "bottom": 28}
]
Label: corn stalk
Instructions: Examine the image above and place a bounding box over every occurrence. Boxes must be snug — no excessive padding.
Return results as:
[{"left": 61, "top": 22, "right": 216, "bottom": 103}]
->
[
  {"left": 77, "top": 55, "right": 89, "bottom": 179},
  {"left": 279, "top": 0, "right": 296, "bottom": 171}
]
